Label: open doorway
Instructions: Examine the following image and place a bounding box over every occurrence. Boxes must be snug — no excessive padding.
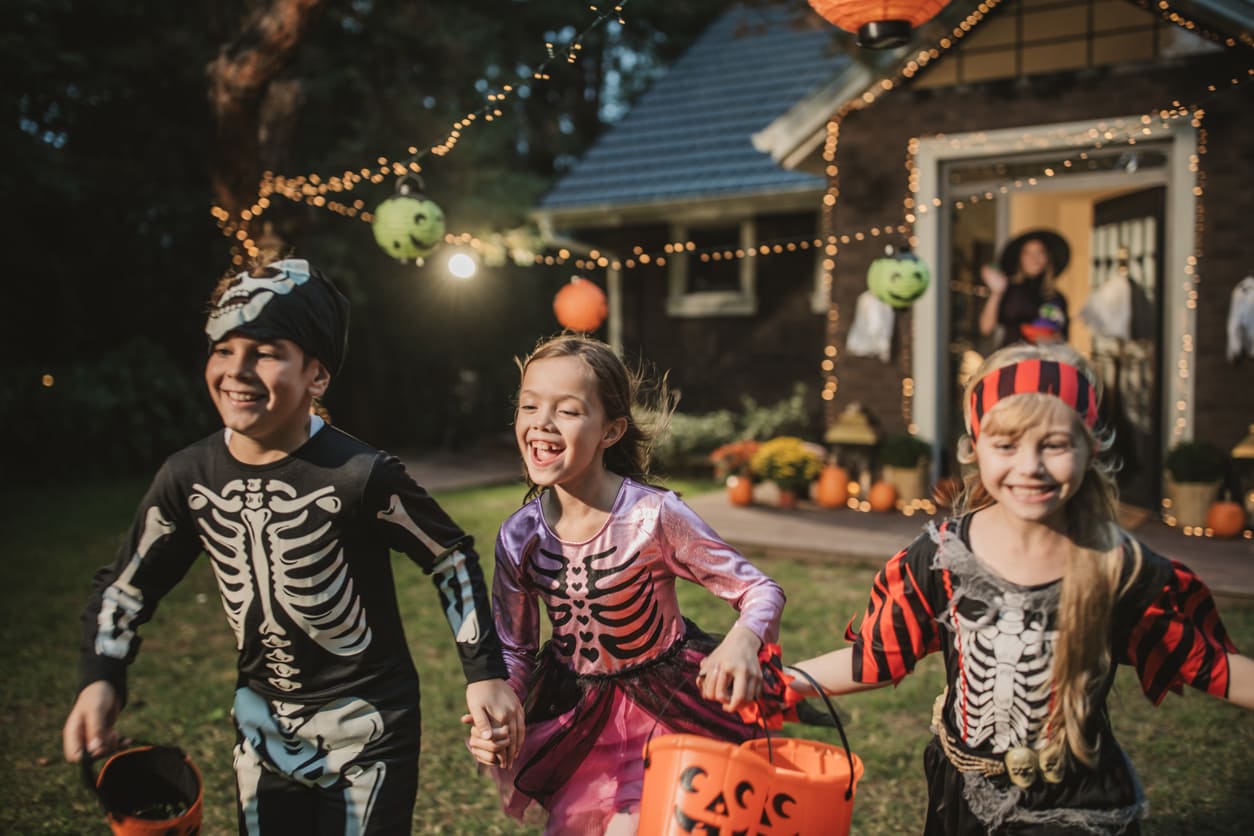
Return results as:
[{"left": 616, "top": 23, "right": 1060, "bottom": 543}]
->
[{"left": 940, "top": 145, "right": 1169, "bottom": 508}]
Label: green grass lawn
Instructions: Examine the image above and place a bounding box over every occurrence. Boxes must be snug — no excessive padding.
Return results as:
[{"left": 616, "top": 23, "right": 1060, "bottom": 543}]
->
[{"left": 2, "top": 477, "right": 1251, "bottom": 834}]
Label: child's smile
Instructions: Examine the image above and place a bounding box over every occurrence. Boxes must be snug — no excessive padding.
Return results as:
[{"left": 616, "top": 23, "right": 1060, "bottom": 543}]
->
[
  {"left": 515, "top": 355, "right": 622, "bottom": 493},
  {"left": 206, "top": 335, "right": 328, "bottom": 463}
]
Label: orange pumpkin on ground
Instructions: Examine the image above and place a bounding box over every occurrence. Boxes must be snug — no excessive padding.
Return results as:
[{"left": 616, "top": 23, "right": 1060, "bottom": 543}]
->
[
  {"left": 1207, "top": 500, "right": 1247, "bottom": 539},
  {"left": 868, "top": 481, "right": 898, "bottom": 512},
  {"left": 815, "top": 465, "right": 850, "bottom": 508},
  {"left": 726, "top": 476, "right": 753, "bottom": 507}
]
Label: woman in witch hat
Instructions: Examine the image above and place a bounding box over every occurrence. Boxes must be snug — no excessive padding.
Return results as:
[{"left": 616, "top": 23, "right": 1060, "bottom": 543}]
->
[{"left": 979, "top": 229, "right": 1071, "bottom": 349}]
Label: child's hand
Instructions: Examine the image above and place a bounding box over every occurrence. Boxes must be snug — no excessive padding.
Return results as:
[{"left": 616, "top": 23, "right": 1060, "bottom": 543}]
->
[
  {"left": 697, "top": 625, "right": 764, "bottom": 713},
  {"left": 980, "top": 264, "right": 1008, "bottom": 294},
  {"left": 463, "top": 679, "right": 525, "bottom": 770},
  {"left": 62, "top": 680, "right": 121, "bottom": 762}
]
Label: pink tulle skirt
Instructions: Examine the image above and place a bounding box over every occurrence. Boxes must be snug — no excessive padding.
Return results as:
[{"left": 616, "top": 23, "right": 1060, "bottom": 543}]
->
[{"left": 491, "top": 621, "right": 758, "bottom": 835}]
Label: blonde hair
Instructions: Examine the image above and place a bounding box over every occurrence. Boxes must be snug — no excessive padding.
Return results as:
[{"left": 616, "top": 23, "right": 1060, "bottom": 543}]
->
[
  {"left": 956, "top": 342, "right": 1139, "bottom": 767},
  {"left": 515, "top": 333, "right": 677, "bottom": 502}
]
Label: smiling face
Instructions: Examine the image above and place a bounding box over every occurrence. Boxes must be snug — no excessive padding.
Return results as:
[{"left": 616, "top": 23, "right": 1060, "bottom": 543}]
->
[
  {"left": 205, "top": 335, "right": 329, "bottom": 463},
  {"left": 975, "top": 395, "right": 1091, "bottom": 527},
  {"left": 515, "top": 355, "right": 625, "bottom": 494}
]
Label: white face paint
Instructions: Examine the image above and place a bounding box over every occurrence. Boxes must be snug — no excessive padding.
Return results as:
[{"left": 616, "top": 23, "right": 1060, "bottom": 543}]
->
[{"left": 205, "top": 258, "right": 312, "bottom": 342}]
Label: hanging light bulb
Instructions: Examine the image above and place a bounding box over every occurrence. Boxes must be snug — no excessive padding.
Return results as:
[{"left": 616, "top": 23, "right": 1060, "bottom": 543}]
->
[{"left": 447, "top": 251, "right": 478, "bottom": 280}]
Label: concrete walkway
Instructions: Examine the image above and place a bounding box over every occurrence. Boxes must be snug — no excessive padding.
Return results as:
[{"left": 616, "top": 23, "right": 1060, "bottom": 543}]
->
[
  {"left": 402, "top": 446, "right": 1253, "bottom": 599},
  {"left": 684, "top": 491, "right": 1254, "bottom": 600}
]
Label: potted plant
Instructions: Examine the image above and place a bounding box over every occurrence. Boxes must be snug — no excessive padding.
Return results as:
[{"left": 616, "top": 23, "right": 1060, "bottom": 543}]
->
[
  {"left": 750, "top": 436, "right": 824, "bottom": 508},
  {"left": 709, "top": 439, "right": 760, "bottom": 506},
  {"left": 878, "top": 433, "right": 932, "bottom": 503},
  {"left": 1163, "top": 440, "right": 1228, "bottom": 528}
]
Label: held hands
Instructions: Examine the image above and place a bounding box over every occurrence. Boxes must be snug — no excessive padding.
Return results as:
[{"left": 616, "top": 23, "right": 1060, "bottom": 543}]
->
[
  {"left": 62, "top": 680, "right": 122, "bottom": 762},
  {"left": 462, "top": 679, "right": 525, "bottom": 770},
  {"left": 697, "top": 625, "right": 764, "bottom": 713}
]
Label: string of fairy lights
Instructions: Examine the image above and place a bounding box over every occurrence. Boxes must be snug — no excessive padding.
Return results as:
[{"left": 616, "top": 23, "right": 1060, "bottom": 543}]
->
[{"left": 213, "top": 1, "right": 631, "bottom": 263}]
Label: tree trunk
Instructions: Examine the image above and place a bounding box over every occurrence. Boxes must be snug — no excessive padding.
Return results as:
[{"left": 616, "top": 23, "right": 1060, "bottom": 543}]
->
[{"left": 207, "top": 0, "right": 327, "bottom": 225}]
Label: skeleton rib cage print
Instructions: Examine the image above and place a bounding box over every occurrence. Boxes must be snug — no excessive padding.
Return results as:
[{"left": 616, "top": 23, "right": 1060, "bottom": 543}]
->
[{"left": 86, "top": 427, "right": 504, "bottom": 703}]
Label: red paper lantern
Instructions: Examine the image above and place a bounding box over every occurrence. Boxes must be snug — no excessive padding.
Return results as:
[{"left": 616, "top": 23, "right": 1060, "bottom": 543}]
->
[
  {"left": 553, "top": 277, "right": 608, "bottom": 332},
  {"left": 807, "top": 0, "right": 952, "bottom": 49}
]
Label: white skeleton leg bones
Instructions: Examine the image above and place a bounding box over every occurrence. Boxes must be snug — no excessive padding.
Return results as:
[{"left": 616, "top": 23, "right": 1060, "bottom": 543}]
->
[{"left": 234, "top": 686, "right": 386, "bottom": 836}]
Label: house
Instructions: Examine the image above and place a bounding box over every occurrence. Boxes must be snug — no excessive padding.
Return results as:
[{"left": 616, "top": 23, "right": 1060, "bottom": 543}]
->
[
  {"left": 533, "top": 3, "right": 852, "bottom": 412},
  {"left": 535, "top": 0, "right": 1254, "bottom": 510}
]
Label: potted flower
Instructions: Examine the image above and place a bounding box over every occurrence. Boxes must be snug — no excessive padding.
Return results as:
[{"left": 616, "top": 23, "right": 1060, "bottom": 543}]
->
[
  {"left": 709, "top": 439, "right": 760, "bottom": 506},
  {"left": 1163, "top": 440, "right": 1228, "bottom": 528},
  {"left": 750, "top": 436, "right": 824, "bottom": 508},
  {"left": 878, "top": 433, "right": 932, "bottom": 503}
]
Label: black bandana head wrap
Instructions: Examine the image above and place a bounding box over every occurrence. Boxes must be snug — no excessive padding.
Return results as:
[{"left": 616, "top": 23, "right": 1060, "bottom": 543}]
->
[{"left": 204, "top": 258, "right": 350, "bottom": 375}]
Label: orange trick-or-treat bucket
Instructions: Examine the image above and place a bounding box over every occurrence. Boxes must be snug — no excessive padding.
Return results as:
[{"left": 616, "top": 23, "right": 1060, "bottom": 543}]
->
[
  {"left": 85, "top": 744, "right": 203, "bottom": 836},
  {"left": 741, "top": 736, "right": 864, "bottom": 835},
  {"left": 639, "top": 734, "right": 779, "bottom": 835},
  {"left": 640, "top": 662, "right": 862, "bottom": 836}
]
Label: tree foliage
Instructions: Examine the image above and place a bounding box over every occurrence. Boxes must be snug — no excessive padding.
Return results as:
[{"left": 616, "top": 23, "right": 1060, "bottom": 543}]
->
[{"left": 3, "top": 0, "right": 729, "bottom": 473}]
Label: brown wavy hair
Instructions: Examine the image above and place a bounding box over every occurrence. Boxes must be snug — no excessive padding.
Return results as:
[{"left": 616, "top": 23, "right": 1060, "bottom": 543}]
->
[
  {"left": 515, "top": 333, "right": 676, "bottom": 502},
  {"left": 955, "top": 342, "right": 1140, "bottom": 767}
]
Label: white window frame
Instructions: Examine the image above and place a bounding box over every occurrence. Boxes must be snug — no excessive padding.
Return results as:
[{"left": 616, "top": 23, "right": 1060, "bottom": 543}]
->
[{"left": 666, "top": 219, "right": 757, "bottom": 317}]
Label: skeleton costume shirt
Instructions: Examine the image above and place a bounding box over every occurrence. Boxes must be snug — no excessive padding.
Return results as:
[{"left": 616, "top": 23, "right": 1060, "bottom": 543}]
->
[
  {"left": 847, "top": 517, "right": 1236, "bottom": 836},
  {"left": 489, "top": 478, "right": 785, "bottom": 833},
  {"left": 79, "top": 259, "right": 506, "bottom": 835}
]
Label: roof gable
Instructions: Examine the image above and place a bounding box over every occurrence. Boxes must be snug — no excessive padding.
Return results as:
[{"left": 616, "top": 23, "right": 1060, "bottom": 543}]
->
[{"left": 536, "top": 3, "right": 851, "bottom": 220}]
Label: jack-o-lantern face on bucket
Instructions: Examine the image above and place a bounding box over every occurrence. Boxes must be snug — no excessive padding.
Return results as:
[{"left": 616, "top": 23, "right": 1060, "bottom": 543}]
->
[
  {"left": 640, "top": 736, "right": 775, "bottom": 835},
  {"left": 866, "top": 245, "right": 931, "bottom": 309}
]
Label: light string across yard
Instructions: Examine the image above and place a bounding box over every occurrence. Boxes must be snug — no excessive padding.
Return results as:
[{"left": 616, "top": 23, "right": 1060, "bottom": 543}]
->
[{"left": 213, "top": 2, "right": 630, "bottom": 259}]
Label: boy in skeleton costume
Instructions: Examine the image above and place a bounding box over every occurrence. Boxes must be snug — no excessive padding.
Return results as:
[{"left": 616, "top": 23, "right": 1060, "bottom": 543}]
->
[
  {"left": 787, "top": 343, "right": 1254, "bottom": 835},
  {"left": 64, "top": 258, "right": 523, "bottom": 835}
]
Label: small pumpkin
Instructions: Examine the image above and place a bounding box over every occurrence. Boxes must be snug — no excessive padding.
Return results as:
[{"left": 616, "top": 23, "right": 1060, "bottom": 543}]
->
[
  {"left": 814, "top": 464, "right": 850, "bottom": 508},
  {"left": 1206, "top": 500, "right": 1246, "bottom": 539},
  {"left": 866, "top": 244, "right": 930, "bottom": 309},
  {"left": 726, "top": 476, "right": 753, "bottom": 507},
  {"left": 868, "top": 480, "right": 898, "bottom": 512}
]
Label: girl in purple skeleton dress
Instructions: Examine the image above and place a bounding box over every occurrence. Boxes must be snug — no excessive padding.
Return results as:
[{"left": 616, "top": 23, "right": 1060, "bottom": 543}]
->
[{"left": 469, "top": 334, "right": 786, "bottom": 835}]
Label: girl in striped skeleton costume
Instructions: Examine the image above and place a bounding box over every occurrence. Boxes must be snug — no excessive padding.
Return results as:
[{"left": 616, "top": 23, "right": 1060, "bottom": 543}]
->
[{"left": 789, "top": 342, "right": 1254, "bottom": 835}]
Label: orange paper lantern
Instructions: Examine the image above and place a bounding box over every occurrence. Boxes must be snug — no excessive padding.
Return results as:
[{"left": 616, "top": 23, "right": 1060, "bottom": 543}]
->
[
  {"left": 868, "top": 480, "right": 898, "bottom": 512},
  {"left": 807, "top": 0, "right": 952, "bottom": 49},
  {"left": 553, "top": 276, "right": 608, "bottom": 332}
]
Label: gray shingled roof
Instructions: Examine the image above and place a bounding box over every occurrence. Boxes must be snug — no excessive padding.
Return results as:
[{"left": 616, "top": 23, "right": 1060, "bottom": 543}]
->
[{"left": 537, "top": 4, "right": 850, "bottom": 213}]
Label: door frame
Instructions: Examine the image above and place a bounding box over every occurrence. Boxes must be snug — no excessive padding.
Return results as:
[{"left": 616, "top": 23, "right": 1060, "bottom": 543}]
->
[{"left": 911, "top": 115, "right": 1199, "bottom": 472}]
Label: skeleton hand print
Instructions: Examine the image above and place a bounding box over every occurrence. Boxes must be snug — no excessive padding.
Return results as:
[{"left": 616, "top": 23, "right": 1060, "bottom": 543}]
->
[{"left": 191, "top": 478, "right": 371, "bottom": 693}]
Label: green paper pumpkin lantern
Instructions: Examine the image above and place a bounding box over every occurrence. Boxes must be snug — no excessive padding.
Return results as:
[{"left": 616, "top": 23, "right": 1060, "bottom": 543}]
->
[
  {"left": 867, "top": 244, "right": 930, "bottom": 308},
  {"left": 372, "top": 179, "right": 446, "bottom": 262}
]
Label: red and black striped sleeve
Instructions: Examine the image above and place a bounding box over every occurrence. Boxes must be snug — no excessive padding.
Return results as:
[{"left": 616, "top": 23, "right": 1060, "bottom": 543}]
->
[
  {"left": 1124, "top": 559, "right": 1237, "bottom": 705},
  {"left": 843, "top": 536, "right": 943, "bottom": 684}
]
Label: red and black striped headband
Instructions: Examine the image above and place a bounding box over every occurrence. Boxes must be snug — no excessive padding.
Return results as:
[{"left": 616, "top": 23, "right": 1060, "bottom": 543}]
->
[{"left": 968, "top": 359, "right": 1099, "bottom": 438}]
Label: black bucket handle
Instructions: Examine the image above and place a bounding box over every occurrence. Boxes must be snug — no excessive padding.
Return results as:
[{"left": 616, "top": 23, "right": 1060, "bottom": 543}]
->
[{"left": 785, "top": 665, "right": 857, "bottom": 802}]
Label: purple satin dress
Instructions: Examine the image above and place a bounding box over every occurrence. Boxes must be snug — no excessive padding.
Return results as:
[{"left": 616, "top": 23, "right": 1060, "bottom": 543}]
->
[{"left": 490, "top": 478, "right": 785, "bottom": 834}]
